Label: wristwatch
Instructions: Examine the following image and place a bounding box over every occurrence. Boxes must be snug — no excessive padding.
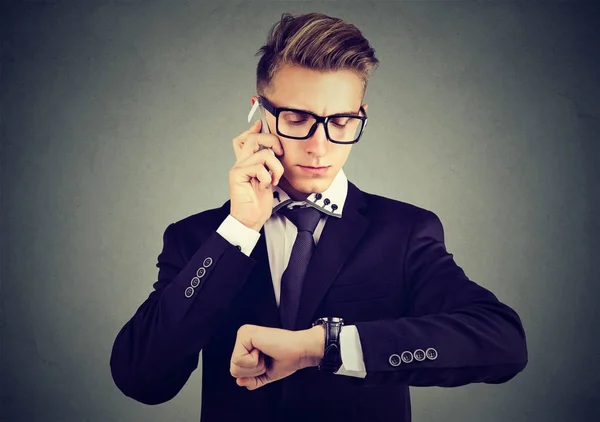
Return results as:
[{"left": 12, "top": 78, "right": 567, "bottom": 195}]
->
[{"left": 312, "top": 317, "right": 344, "bottom": 372}]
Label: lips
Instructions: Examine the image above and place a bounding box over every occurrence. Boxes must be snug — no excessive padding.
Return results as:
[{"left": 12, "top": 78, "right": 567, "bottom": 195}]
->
[{"left": 298, "top": 165, "right": 330, "bottom": 174}]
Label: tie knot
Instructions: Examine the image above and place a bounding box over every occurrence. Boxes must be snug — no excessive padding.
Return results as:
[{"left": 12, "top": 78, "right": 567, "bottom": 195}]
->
[{"left": 279, "top": 205, "right": 323, "bottom": 234}]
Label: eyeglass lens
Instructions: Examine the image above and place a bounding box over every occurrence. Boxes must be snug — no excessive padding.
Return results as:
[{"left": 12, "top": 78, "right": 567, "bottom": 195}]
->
[{"left": 278, "top": 111, "right": 363, "bottom": 142}]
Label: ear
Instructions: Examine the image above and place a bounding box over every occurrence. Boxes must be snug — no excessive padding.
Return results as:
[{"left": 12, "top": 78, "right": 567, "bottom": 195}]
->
[
  {"left": 362, "top": 103, "right": 368, "bottom": 112},
  {"left": 251, "top": 96, "right": 259, "bottom": 106}
]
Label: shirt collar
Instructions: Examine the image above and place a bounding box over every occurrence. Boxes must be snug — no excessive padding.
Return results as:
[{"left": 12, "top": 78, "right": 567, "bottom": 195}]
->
[{"left": 271, "top": 168, "right": 348, "bottom": 218}]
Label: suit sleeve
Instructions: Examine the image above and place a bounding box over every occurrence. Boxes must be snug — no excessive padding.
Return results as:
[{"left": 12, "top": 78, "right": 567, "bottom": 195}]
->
[
  {"left": 110, "top": 222, "right": 256, "bottom": 405},
  {"left": 354, "top": 210, "right": 528, "bottom": 387}
]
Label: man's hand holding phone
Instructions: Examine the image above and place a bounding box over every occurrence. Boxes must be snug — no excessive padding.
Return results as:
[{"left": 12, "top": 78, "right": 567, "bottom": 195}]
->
[{"left": 229, "top": 118, "right": 285, "bottom": 232}]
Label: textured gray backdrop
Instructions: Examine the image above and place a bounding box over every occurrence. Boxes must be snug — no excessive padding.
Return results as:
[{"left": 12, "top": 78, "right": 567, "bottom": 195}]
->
[{"left": 1, "top": 1, "right": 599, "bottom": 421}]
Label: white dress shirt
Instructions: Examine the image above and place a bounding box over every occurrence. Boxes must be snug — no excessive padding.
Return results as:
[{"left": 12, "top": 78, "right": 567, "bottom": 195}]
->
[{"left": 216, "top": 168, "right": 366, "bottom": 378}]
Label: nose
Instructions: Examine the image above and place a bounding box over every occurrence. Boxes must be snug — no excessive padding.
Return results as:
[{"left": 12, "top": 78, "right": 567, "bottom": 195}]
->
[{"left": 304, "top": 122, "right": 329, "bottom": 156}]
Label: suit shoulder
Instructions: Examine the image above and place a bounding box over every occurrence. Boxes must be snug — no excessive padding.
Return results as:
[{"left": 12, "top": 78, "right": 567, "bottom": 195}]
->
[
  {"left": 169, "top": 200, "right": 230, "bottom": 235},
  {"left": 361, "top": 190, "right": 441, "bottom": 225}
]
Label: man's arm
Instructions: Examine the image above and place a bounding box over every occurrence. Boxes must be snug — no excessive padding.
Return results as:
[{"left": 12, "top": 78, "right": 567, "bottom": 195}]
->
[
  {"left": 352, "top": 209, "right": 528, "bottom": 386},
  {"left": 110, "top": 220, "right": 257, "bottom": 405}
]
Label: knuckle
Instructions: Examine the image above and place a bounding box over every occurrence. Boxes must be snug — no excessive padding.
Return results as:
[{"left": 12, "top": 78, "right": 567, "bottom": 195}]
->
[{"left": 244, "top": 133, "right": 256, "bottom": 144}]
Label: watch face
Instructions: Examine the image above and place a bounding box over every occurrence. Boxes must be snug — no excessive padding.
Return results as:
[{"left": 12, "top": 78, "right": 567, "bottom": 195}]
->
[
  {"left": 319, "top": 317, "right": 344, "bottom": 324},
  {"left": 313, "top": 317, "right": 344, "bottom": 327}
]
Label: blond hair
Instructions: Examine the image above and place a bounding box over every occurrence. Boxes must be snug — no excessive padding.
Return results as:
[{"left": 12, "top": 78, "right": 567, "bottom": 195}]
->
[{"left": 255, "top": 13, "right": 379, "bottom": 98}]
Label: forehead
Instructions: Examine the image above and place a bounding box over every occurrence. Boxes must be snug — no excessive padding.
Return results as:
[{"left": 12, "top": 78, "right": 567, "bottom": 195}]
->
[{"left": 268, "top": 64, "right": 363, "bottom": 115}]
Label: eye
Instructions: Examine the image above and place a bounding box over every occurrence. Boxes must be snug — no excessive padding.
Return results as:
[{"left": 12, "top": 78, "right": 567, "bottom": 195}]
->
[
  {"left": 331, "top": 117, "right": 350, "bottom": 128},
  {"left": 283, "top": 112, "right": 311, "bottom": 125}
]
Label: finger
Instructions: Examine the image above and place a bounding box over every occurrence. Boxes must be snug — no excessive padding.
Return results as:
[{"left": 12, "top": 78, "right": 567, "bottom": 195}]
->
[
  {"left": 232, "top": 360, "right": 266, "bottom": 379},
  {"left": 233, "top": 120, "right": 266, "bottom": 151},
  {"left": 268, "top": 155, "right": 285, "bottom": 186},
  {"left": 233, "top": 347, "right": 260, "bottom": 369},
  {"left": 231, "top": 347, "right": 263, "bottom": 367},
  {"left": 247, "top": 351, "right": 266, "bottom": 375},
  {"left": 238, "top": 372, "right": 269, "bottom": 391},
  {"left": 242, "top": 120, "right": 262, "bottom": 138},
  {"left": 230, "top": 327, "right": 260, "bottom": 372},
  {"left": 230, "top": 159, "right": 279, "bottom": 191},
  {"left": 248, "top": 163, "right": 273, "bottom": 190},
  {"left": 235, "top": 133, "right": 284, "bottom": 163},
  {"left": 230, "top": 161, "right": 269, "bottom": 187},
  {"left": 232, "top": 120, "right": 260, "bottom": 156},
  {"left": 236, "top": 151, "right": 285, "bottom": 186},
  {"left": 231, "top": 363, "right": 266, "bottom": 379},
  {"left": 244, "top": 132, "right": 284, "bottom": 156},
  {"left": 250, "top": 119, "right": 262, "bottom": 133},
  {"left": 259, "top": 152, "right": 284, "bottom": 186},
  {"left": 236, "top": 376, "right": 258, "bottom": 388},
  {"left": 231, "top": 351, "right": 267, "bottom": 378},
  {"left": 231, "top": 349, "right": 255, "bottom": 371}
]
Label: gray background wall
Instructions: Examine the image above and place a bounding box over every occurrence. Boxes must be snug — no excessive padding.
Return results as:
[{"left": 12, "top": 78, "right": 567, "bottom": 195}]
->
[{"left": 1, "top": 1, "right": 598, "bottom": 421}]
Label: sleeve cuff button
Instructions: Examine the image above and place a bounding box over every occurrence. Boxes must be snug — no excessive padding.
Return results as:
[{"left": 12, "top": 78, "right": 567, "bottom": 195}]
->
[
  {"left": 401, "top": 351, "right": 414, "bottom": 364},
  {"left": 426, "top": 348, "right": 438, "bottom": 360},
  {"left": 389, "top": 354, "right": 401, "bottom": 367},
  {"left": 414, "top": 349, "right": 426, "bottom": 361}
]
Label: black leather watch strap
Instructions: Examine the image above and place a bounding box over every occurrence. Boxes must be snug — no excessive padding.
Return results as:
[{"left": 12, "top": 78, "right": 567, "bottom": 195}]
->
[{"left": 312, "top": 317, "right": 344, "bottom": 372}]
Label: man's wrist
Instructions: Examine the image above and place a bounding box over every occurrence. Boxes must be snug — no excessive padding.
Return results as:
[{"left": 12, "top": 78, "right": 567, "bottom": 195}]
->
[
  {"left": 228, "top": 213, "right": 263, "bottom": 233},
  {"left": 302, "top": 325, "right": 325, "bottom": 368}
]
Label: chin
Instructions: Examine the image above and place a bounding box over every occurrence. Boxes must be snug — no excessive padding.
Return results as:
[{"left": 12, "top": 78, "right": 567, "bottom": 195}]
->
[{"left": 290, "top": 177, "right": 332, "bottom": 194}]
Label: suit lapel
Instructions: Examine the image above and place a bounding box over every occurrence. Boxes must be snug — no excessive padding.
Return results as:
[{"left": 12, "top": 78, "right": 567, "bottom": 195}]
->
[{"left": 294, "top": 182, "right": 369, "bottom": 330}]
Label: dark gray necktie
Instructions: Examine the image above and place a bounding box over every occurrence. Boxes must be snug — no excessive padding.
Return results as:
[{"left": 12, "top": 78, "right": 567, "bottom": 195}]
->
[{"left": 278, "top": 205, "right": 323, "bottom": 330}]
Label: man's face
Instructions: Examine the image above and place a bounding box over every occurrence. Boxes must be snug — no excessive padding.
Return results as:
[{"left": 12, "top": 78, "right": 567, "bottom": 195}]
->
[{"left": 252, "top": 64, "right": 368, "bottom": 201}]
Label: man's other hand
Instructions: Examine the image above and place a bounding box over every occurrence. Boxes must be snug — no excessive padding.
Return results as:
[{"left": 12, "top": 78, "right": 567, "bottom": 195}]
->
[{"left": 229, "top": 324, "right": 325, "bottom": 390}]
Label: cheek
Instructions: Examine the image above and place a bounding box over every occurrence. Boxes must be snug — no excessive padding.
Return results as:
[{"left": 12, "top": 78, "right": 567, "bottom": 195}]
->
[
  {"left": 329, "top": 146, "right": 350, "bottom": 164},
  {"left": 279, "top": 142, "right": 298, "bottom": 164},
  {"left": 277, "top": 155, "right": 296, "bottom": 177},
  {"left": 277, "top": 151, "right": 291, "bottom": 167},
  {"left": 339, "top": 146, "right": 353, "bottom": 161}
]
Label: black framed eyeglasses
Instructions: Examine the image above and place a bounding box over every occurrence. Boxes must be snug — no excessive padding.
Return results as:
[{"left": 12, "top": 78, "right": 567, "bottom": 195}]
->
[{"left": 259, "top": 95, "right": 368, "bottom": 144}]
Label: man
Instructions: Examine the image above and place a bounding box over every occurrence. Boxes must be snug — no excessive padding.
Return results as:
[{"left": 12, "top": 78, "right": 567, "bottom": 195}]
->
[{"left": 110, "top": 12, "right": 528, "bottom": 422}]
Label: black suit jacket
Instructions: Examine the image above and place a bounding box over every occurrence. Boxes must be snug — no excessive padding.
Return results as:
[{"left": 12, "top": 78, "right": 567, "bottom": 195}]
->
[{"left": 110, "top": 181, "right": 528, "bottom": 422}]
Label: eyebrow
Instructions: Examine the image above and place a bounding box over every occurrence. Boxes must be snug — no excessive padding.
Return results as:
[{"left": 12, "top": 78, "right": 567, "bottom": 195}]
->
[{"left": 287, "top": 106, "right": 361, "bottom": 116}]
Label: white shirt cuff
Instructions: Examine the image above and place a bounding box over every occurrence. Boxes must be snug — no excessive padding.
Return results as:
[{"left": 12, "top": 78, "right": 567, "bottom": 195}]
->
[
  {"left": 335, "top": 325, "right": 367, "bottom": 378},
  {"left": 216, "top": 215, "right": 261, "bottom": 257}
]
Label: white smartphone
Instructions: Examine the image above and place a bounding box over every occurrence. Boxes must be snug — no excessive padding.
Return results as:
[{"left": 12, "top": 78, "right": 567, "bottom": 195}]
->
[
  {"left": 247, "top": 99, "right": 273, "bottom": 152},
  {"left": 260, "top": 106, "right": 270, "bottom": 135},
  {"left": 258, "top": 109, "right": 271, "bottom": 151}
]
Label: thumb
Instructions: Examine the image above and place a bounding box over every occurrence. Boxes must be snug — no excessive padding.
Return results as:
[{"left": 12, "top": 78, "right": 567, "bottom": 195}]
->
[
  {"left": 239, "top": 347, "right": 260, "bottom": 367},
  {"left": 250, "top": 348, "right": 260, "bottom": 365}
]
